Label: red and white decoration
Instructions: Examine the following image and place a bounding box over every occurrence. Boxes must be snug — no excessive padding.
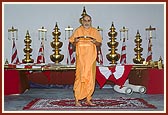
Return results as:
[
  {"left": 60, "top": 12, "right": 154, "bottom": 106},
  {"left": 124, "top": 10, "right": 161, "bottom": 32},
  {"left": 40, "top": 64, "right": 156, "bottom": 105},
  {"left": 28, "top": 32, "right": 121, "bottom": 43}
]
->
[
  {"left": 96, "top": 49, "right": 103, "bottom": 65},
  {"left": 146, "top": 39, "right": 152, "bottom": 62},
  {"left": 37, "top": 42, "right": 45, "bottom": 63},
  {"left": 23, "top": 97, "right": 157, "bottom": 110},
  {"left": 113, "top": 79, "right": 146, "bottom": 95},
  {"left": 6, "top": 63, "right": 50, "bottom": 70},
  {"left": 96, "top": 65, "right": 132, "bottom": 89},
  {"left": 11, "top": 40, "right": 20, "bottom": 64},
  {"left": 120, "top": 38, "right": 126, "bottom": 64},
  {"left": 67, "top": 42, "right": 76, "bottom": 65}
]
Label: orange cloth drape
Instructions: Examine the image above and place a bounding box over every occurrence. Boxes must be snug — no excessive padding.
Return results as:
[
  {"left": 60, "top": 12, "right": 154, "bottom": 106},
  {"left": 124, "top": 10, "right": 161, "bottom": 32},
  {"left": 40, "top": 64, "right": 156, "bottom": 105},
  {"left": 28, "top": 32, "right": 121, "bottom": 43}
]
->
[{"left": 69, "top": 26, "right": 102, "bottom": 101}]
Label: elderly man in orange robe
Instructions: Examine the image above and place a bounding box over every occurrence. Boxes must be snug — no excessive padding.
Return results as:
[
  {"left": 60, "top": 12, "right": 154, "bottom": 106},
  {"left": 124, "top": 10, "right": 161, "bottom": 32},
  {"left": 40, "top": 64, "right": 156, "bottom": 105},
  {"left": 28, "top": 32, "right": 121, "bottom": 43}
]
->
[{"left": 69, "top": 14, "right": 102, "bottom": 106}]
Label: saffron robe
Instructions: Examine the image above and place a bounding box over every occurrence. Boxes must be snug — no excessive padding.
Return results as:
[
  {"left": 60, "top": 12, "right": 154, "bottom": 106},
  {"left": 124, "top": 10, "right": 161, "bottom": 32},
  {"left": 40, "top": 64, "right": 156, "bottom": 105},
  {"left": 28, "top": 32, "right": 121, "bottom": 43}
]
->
[{"left": 69, "top": 26, "right": 102, "bottom": 101}]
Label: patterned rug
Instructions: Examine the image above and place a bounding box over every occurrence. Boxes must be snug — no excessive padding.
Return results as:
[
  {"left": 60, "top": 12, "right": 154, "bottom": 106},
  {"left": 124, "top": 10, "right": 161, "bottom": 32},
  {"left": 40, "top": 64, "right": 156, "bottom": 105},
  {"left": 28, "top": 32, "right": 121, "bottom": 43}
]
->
[{"left": 23, "top": 97, "right": 157, "bottom": 110}]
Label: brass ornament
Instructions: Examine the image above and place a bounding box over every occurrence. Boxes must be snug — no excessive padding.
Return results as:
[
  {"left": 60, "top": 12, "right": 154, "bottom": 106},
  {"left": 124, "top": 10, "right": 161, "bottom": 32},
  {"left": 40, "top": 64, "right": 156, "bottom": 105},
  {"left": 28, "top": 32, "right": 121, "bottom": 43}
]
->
[
  {"left": 22, "top": 30, "right": 34, "bottom": 63},
  {"left": 106, "top": 22, "right": 120, "bottom": 65},
  {"left": 158, "top": 56, "right": 163, "bottom": 69},
  {"left": 50, "top": 22, "right": 64, "bottom": 64},
  {"left": 133, "top": 30, "right": 145, "bottom": 64}
]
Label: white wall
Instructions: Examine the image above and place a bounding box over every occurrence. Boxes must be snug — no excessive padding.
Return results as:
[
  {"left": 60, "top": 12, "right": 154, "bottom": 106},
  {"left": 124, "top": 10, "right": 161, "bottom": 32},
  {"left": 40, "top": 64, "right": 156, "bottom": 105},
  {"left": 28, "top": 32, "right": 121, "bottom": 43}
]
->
[{"left": 3, "top": 2, "right": 165, "bottom": 66}]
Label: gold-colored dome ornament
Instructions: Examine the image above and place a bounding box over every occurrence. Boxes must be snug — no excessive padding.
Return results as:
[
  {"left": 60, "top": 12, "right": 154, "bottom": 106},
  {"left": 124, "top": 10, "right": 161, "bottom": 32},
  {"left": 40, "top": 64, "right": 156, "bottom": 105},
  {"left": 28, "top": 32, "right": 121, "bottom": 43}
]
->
[
  {"left": 50, "top": 22, "right": 64, "bottom": 64},
  {"left": 133, "top": 30, "right": 145, "bottom": 64},
  {"left": 22, "top": 30, "right": 34, "bottom": 63},
  {"left": 79, "top": 6, "right": 87, "bottom": 24},
  {"left": 106, "top": 22, "right": 120, "bottom": 65}
]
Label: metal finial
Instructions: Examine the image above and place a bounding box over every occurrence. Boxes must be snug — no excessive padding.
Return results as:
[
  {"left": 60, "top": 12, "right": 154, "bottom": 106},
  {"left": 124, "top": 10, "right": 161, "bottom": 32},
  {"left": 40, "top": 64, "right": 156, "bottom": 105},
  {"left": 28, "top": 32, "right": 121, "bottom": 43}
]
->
[
  {"left": 137, "top": 29, "right": 139, "bottom": 32},
  {"left": 81, "top": 6, "right": 87, "bottom": 16},
  {"left": 26, "top": 30, "right": 29, "bottom": 36},
  {"left": 55, "top": 22, "right": 58, "bottom": 28},
  {"left": 111, "top": 22, "right": 114, "bottom": 27}
]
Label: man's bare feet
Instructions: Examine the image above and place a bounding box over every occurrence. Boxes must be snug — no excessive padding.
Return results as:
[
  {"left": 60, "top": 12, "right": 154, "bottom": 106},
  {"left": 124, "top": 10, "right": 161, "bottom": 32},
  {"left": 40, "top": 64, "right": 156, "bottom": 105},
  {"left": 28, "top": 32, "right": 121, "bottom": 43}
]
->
[
  {"left": 85, "top": 100, "right": 96, "bottom": 106},
  {"left": 75, "top": 101, "right": 82, "bottom": 106}
]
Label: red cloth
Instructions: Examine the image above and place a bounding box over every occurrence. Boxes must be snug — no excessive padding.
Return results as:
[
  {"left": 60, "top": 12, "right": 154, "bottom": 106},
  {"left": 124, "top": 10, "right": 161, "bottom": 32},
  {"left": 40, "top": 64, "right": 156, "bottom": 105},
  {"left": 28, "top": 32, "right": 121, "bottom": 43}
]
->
[
  {"left": 96, "top": 65, "right": 132, "bottom": 88},
  {"left": 96, "top": 69, "right": 106, "bottom": 88},
  {"left": 27, "top": 71, "right": 75, "bottom": 85},
  {"left": 37, "top": 41, "right": 45, "bottom": 63},
  {"left": 108, "top": 65, "right": 132, "bottom": 87},
  {"left": 26, "top": 71, "right": 51, "bottom": 84},
  {"left": 146, "top": 69, "right": 164, "bottom": 94},
  {"left": 4, "top": 69, "right": 20, "bottom": 95}
]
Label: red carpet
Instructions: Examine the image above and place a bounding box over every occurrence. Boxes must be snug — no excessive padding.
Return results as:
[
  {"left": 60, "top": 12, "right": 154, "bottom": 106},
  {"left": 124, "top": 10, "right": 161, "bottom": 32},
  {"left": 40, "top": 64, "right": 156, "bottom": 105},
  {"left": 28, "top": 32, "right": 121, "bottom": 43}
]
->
[{"left": 23, "top": 97, "right": 157, "bottom": 110}]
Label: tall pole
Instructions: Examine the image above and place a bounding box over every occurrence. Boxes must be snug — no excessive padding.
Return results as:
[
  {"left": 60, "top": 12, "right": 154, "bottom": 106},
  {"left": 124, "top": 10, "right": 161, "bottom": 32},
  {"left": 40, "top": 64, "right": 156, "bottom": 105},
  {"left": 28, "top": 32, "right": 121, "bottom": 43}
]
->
[
  {"left": 145, "top": 25, "right": 156, "bottom": 62},
  {"left": 119, "top": 26, "right": 128, "bottom": 64},
  {"left": 8, "top": 26, "right": 19, "bottom": 64}
]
